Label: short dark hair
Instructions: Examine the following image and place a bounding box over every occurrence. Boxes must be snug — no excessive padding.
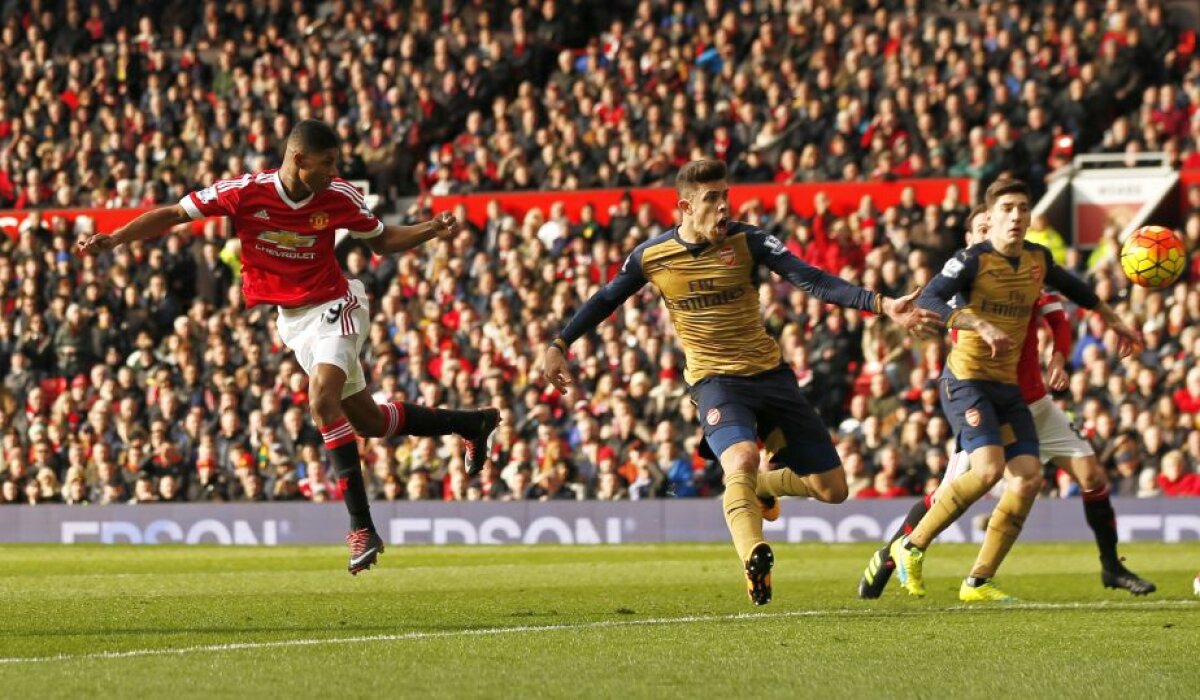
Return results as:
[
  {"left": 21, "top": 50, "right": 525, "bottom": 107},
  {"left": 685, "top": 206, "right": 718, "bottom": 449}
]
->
[
  {"left": 984, "top": 178, "right": 1030, "bottom": 209},
  {"left": 967, "top": 203, "right": 988, "bottom": 227},
  {"left": 676, "top": 159, "right": 727, "bottom": 197},
  {"left": 288, "top": 119, "right": 339, "bottom": 153}
]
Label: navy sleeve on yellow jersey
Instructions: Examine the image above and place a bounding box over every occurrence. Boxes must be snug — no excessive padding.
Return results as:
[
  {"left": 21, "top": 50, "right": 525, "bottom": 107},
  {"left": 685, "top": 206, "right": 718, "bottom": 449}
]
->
[
  {"left": 744, "top": 228, "right": 880, "bottom": 313},
  {"left": 920, "top": 247, "right": 981, "bottom": 323},
  {"left": 558, "top": 244, "right": 648, "bottom": 344},
  {"left": 1038, "top": 245, "right": 1100, "bottom": 309}
]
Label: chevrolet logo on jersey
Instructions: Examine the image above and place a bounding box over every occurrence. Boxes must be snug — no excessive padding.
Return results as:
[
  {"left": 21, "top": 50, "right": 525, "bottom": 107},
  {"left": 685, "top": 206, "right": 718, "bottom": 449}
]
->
[{"left": 257, "top": 230, "right": 317, "bottom": 249}]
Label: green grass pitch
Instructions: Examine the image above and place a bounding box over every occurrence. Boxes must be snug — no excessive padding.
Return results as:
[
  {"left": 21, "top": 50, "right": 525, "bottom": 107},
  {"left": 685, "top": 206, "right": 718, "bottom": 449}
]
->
[{"left": 1, "top": 542, "right": 1197, "bottom": 698}]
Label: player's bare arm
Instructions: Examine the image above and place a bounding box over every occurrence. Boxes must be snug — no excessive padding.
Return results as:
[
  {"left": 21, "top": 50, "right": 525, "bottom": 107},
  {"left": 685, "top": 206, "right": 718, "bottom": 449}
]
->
[
  {"left": 1092, "top": 301, "right": 1141, "bottom": 358},
  {"left": 543, "top": 338, "right": 573, "bottom": 396},
  {"left": 1046, "top": 351, "right": 1069, "bottom": 391},
  {"left": 949, "top": 310, "right": 1013, "bottom": 358},
  {"left": 76, "top": 204, "right": 192, "bottom": 255},
  {"left": 365, "top": 212, "right": 460, "bottom": 255}
]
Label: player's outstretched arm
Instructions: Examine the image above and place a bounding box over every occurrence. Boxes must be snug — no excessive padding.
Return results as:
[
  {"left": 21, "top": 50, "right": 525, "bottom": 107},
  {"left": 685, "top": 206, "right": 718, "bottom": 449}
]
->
[
  {"left": 366, "top": 212, "right": 460, "bottom": 255},
  {"left": 1090, "top": 300, "right": 1140, "bottom": 358},
  {"left": 77, "top": 204, "right": 192, "bottom": 256},
  {"left": 880, "top": 287, "right": 942, "bottom": 338},
  {"left": 543, "top": 249, "right": 648, "bottom": 395},
  {"left": 746, "top": 229, "right": 940, "bottom": 336},
  {"left": 1041, "top": 249, "right": 1141, "bottom": 358}
]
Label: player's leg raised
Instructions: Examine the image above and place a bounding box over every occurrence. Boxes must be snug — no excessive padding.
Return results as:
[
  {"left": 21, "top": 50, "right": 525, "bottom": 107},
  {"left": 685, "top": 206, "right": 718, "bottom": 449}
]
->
[{"left": 754, "top": 373, "right": 846, "bottom": 504}]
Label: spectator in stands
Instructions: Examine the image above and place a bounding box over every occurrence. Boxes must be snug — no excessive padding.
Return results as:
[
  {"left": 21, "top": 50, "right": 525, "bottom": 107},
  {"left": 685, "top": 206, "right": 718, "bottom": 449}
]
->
[{"left": 1158, "top": 450, "right": 1200, "bottom": 496}]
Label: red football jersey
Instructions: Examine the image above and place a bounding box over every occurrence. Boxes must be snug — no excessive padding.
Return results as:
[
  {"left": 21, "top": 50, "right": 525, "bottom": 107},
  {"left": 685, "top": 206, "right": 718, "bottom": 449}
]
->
[
  {"left": 950, "top": 293, "right": 1072, "bottom": 404},
  {"left": 1017, "top": 294, "right": 1071, "bottom": 404},
  {"left": 179, "top": 171, "right": 383, "bottom": 307}
]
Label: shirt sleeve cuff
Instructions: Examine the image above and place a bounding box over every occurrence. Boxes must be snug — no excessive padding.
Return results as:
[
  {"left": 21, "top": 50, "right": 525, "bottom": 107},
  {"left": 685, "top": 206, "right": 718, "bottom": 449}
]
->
[
  {"left": 347, "top": 221, "right": 385, "bottom": 239},
  {"left": 178, "top": 195, "right": 202, "bottom": 220}
]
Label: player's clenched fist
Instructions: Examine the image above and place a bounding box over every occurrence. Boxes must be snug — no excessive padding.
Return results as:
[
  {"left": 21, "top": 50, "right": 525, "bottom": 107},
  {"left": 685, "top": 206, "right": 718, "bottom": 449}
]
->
[{"left": 431, "top": 212, "right": 459, "bottom": 241}]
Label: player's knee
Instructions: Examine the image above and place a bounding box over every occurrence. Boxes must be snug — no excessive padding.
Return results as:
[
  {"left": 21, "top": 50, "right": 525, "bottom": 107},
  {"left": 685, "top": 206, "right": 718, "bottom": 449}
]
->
[
  {"left": 720, "top": 446, "right": 759, "bottom": 476},
  {"left": 974, "top": 461, "right": 1006, "bottom": 486},
  {"left": 1076, "top": 461, "right": 1108, "bottom": 491},
  {"left": 820, "top": 481, "right": 849, "bottom": 504},
  {"left": 307, "top": 385, "right": 341, "bottom": 426},
  {"left": 1010, "top": 473, "right": 1043, "bottom": 498}
]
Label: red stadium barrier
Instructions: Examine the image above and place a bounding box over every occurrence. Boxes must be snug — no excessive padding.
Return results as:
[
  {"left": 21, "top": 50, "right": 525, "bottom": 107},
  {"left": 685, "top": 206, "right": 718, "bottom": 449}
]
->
[
  {"left": 0, "top": 207, "right": 212, "bottom": 239},
  {"left": 432, "top": 178, "right": 970, "bottom": 228},
  {"left": 1, "top": 178, "right": 968, "bottom": 240}
]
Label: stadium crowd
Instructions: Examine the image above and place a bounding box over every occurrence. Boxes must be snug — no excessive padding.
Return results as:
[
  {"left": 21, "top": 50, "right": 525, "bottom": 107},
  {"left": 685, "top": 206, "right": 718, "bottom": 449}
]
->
[{"left": 3, "top": 0, "right": 1200, "bottom": 506}]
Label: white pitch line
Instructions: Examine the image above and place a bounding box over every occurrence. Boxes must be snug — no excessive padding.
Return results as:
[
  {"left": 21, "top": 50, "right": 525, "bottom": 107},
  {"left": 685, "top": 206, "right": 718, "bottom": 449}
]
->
[{"left": 0, "top": 600, "right": 1193, "bottom": 666}]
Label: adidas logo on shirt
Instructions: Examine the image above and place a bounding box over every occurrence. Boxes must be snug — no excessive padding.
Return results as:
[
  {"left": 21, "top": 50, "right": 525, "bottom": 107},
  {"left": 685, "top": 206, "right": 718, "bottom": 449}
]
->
[{"left": 253, "top": 209, "right": 270, "bottom": 220}]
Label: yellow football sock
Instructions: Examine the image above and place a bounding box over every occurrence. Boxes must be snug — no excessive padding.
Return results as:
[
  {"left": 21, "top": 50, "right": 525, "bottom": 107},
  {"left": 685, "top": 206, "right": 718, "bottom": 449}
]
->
[
  {"left": 910, "top": 470, "right": 991, "bottom": 548},
  {"left": 757, "top": 468, "right": 813, "bottom": 499},
  {"left": 970, "top": 489, "right": 1036, "bottom": 579},
  {"left": 723, "top": 471, "right": 764, "bottom": 562}
]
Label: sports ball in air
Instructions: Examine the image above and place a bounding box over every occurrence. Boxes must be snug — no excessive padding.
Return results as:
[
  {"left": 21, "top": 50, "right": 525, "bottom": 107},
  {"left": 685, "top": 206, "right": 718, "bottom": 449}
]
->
[{"left": 1119, "top": 225, "right": 1186, "bottom": 288}]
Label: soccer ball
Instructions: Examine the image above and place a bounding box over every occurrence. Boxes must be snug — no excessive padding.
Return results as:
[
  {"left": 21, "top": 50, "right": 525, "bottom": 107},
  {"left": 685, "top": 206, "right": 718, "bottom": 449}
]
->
[{"left": 1119, "top": 225, "right": 1186, "bottom": 288}]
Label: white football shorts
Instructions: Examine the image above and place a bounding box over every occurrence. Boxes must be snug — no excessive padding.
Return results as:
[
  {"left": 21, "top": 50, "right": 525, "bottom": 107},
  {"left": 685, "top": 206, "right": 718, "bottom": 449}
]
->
[
  {"left": 935, "top": 395, "right": 1094, "bottom": 500},
  {"left": 276, "top": 278, "right": 370, "bottom": 399}
]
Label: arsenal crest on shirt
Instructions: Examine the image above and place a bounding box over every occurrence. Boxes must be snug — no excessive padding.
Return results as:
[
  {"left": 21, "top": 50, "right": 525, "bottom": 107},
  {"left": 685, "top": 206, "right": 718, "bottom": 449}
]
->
[{"left": 718, "top": 246, "right": 736, "bottom": 266}]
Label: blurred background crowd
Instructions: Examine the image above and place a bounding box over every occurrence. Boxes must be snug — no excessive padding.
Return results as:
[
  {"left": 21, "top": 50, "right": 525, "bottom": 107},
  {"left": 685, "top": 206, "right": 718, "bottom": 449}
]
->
[{"left": 2, "top": 0, "right": 1200, "bottom": 506}]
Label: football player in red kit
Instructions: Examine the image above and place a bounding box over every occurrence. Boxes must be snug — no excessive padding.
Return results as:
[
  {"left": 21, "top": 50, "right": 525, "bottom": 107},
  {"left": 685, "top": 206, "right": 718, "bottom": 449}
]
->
[{"left": 79, "top": 120, "right": 499, "bottom": 574}]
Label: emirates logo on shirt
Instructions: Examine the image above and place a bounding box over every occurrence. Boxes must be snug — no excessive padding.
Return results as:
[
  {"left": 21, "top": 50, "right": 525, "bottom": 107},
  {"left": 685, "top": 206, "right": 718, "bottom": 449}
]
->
[
  {"left": 310, "top": 212, "right": 330, "bottom": 229},
  {"left": 257, "top": 230, "right": 317, "bottom": 250}
]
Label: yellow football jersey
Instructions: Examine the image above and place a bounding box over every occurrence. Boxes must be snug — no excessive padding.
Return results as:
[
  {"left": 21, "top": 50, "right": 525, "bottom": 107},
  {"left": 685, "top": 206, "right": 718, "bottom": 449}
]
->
[
  {"left": 559, "top": 223, "right": 880, "bottom": 385},
  {"left": 921, "top": 241, "right": 1099, "bottom": 384}
]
